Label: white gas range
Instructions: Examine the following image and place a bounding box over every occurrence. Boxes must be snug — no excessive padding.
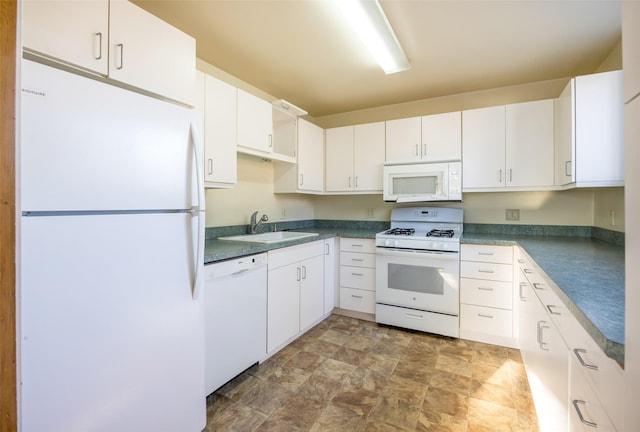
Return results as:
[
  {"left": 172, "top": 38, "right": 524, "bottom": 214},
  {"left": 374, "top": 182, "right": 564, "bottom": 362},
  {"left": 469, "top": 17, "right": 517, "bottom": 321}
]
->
[{"left": 375, "top": 207, "right": 463, "bottom": 338}]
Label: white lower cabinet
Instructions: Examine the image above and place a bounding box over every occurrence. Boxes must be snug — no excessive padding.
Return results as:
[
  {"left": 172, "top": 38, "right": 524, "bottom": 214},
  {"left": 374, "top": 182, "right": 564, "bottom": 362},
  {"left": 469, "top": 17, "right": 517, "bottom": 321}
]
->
[
  {"left": 517, "top": 248, "right": 623, "bottom": 432},
  {"left": 324, "top": 238, "right": 338, "bottom": 315},
  {"left": 267, "top": 241, "right": 325, "bottom": 354},
  {"left": 338, "top": 238, "right": 376, "bottom": 314},
  {"left": 459, "top": 244, "right": 516, "bottom": 347}
]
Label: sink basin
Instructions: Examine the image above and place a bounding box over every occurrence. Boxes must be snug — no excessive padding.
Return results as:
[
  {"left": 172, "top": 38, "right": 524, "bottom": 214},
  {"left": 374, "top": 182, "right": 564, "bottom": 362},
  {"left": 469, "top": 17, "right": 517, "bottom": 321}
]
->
[{"left": 219, "top": 231, "right": 319, "bottom": 244}]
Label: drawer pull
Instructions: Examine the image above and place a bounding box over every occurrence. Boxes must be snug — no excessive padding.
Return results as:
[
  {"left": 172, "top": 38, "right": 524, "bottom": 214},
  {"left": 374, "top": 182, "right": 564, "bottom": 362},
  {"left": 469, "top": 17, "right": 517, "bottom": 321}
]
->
[
  {"left": 572, "top": 400, "right": 598, "bottom": 428},
  {"left": 524, "top": 269, "right": 534, "bottom": 274},
  {"left": 351, "top": 272, "right": 363, "bottom": 277},
  {"left": 533, "top": 283, "right": 544, "bottom": 290},
  {"left": 478, "top": 269, "right": 494, "bottom": 274},
  {"left": 351, "top": 258, "right": 364, "bottom": 262},
  {"left": 351, "top": 244, "right": 363, "bottom": 247},
  {"left": 574, "top": 349, "right": 598, "bottom": 371},
  {"left": 546, "top": 304, "right": 561, "bottom": 315},
  {"left": 478, "top": 252, "right": 494, "bottom": 256},
  {"left": 477, "top": 287, "right": 494, "bottom": 291},
  {"left": 517, "top": 259, "right": 526, "bottom": 264},
  {"left": 519, "top": 282, "right": 528, "bottom": 301},
  {"left": 351, "top": 294, "right": 363, "bottom": 299},
  {"left": 478, "top": 313, "right": 494, "bottom": 319},
  {"left": 406, "top": 312, "right": 424, "bottom": 320}
]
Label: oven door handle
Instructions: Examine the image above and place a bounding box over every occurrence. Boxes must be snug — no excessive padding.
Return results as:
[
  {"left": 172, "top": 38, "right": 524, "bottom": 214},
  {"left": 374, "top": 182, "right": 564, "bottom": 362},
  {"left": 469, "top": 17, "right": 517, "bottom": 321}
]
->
[{"left": 375, "top": 247, "right": 459, "bottom": 260}]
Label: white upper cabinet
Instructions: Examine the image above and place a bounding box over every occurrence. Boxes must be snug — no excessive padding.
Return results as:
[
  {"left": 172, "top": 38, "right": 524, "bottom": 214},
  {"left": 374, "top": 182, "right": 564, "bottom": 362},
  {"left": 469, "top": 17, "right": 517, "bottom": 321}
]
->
[
  {"left": 462, "top": 105, "right": 506, "bottom": 189},
  {"left": 574, "top": 70, "right": 624, "bottom": 187},
  {"left": 555, "top": 80, "right": 575, "bottom": 186},
  {"left": 23, "top": 0, "right": 109, "bottom": 75},
  {"left": 325, "top": 122, "right": 385, "bottom": 193},
  {"left": 296, "top": 119, "right": 324, "bottom": 192},
  {"left": 108, "top": 0, "right": 195, "bottom": 105},
  {"left": 623, "top": 1, "right": 640, "bottom": 103},
  {"left": 23, "top": 0, "right": 196, "bottom": 106},
  {"left": 237, "top": 89, "right": 273, "bottom": 155},
  {"left": 422, "top": 111, "right": 462, "bottom": 162},
  {"left": 385, "top": 112, "right": 461, "bottom": 163},
  {"left": 555, "top": 71, "right": 624, "bottom": 188},
  {"left": 505, "top": 99, "right": 554, "bottom": 188},
  {"left": 273, "top": 118, "right": 324, "bottom": 193},
  {"left": 385, "top": 117, "right": 421, "bottom": 162},
  {"left": 463, "top": 101, "right": 554, "bottom": 191},
  {"left": 195, "top": 71, "right": 237, "bottom": 189}
]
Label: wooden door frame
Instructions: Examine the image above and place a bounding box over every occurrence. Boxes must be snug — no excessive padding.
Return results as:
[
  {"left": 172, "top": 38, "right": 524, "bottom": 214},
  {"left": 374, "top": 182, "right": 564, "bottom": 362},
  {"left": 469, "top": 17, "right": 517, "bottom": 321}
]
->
[{"left": 0, "top": 0, "right": 18, "bottom": 431}]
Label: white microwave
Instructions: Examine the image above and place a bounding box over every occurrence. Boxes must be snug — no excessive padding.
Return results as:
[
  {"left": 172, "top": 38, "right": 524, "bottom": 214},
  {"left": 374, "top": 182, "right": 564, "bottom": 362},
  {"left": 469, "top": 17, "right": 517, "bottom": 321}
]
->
[{"left": 383, "top": 161, "right": 462, "bottom": 202}]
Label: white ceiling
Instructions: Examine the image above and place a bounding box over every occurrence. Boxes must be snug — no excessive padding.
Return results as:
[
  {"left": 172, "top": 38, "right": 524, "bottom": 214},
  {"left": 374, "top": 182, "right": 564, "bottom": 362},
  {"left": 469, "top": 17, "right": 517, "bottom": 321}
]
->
[{"left": 133, "top": 0, "right": 622, "bottom": 117}]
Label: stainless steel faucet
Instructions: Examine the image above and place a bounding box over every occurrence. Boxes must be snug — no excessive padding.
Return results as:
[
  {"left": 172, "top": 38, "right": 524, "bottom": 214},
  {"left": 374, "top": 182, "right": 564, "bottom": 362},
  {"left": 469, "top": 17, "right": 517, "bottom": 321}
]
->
[{"left": 250, "top": 211, "right": 268, "bottom": 234}]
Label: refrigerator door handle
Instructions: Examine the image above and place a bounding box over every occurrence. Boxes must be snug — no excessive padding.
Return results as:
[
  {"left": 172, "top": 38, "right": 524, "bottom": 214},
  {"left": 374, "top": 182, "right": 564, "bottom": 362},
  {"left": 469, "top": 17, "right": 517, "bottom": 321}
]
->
[{"left": 190, "top": 122, "right": 205, "bottom": 300}]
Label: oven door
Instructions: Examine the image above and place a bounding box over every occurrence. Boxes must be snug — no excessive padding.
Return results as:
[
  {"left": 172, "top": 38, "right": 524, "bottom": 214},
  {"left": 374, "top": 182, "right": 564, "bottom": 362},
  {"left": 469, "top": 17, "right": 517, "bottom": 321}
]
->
[{"left": 376, "top": 247, "right": 459, "bottom": 315}]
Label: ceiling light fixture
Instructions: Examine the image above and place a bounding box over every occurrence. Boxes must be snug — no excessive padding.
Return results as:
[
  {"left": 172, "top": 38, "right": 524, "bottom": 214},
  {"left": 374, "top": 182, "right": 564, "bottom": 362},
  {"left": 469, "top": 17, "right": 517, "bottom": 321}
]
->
[{"left": 335, "top": 0, "right": 410, "bottom": 74}]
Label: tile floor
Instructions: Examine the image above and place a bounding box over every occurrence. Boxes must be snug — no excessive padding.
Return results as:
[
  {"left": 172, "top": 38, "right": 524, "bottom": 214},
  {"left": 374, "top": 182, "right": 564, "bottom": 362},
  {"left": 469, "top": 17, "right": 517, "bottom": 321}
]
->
[{"left": 205, "top": 314, "right": 539, "bottom": 432}]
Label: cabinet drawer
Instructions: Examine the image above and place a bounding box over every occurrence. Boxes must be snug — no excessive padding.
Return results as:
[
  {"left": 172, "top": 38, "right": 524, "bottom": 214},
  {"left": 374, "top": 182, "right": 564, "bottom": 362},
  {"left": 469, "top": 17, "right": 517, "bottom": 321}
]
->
[
  {"left": 460, "top": 304, "right": 513, "bottom": 338},
  {"left": 268, "top": 240, "right": 324, "bottom": 270},
  {"left": 460, "top": 278, "right": 513, "bottom": 309},
  {"left": 461, "top": 244, "right": 513, "bottom": 264},
  {"left": 461, "top": 261, "right": 513, "bottom": 282},
  {"left": 340, "top": 238, "right": 376, "bottom": 253},
  {"left": 340, "top": 266, "right": 375, "bottom": 291},
  {"left": 569, "top": 354, "right": 618, "bottom": 432},
  {"left": 340, "top": 287, "right": 375, "bottom": 314},
  {"left": 340, "top": 251, "right": 375, "bottom": 268}
]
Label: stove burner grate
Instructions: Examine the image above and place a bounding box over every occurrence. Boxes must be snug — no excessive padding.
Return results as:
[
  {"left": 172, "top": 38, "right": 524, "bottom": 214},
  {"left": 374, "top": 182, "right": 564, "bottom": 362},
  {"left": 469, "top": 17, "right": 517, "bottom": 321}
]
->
[
  {"left": 384, "top": 228, "right": 415, "bottom": 236},
  {"left": 426, "top": 229, "right": 455, "bottom": 238}
]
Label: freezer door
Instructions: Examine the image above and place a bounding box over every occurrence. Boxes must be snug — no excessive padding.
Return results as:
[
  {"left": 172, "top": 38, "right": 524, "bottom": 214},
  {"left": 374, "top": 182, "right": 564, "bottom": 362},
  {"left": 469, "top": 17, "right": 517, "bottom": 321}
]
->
[
  {"left": 20, "top": 213, "right": 205, "bottom": 432},
  {"left": 20, "top": 59, "right": 198, "bottom": 212}
]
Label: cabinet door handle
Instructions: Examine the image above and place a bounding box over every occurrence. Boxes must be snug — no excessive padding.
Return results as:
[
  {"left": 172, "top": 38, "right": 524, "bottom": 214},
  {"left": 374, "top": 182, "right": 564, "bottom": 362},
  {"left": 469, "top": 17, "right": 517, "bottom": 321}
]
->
[
  {"left": 498, "top": 169, "right": 502, "bottom": 183},
  {"left": 546, "top": 304, "right": 561, "bottom": 315},
  {"left": 477, "top": 287, "right": 494, "bottom": 291},
  {"left": 268, "top": 134, "right": 273, "bottom": 148},
  {"left": 415, "top": 144, "right": 419, "bottom": 156},
  {"left": 207, "top": 158, "right": 213, "bottom": 175},
  {"left": 325, "top": 243, "right": 330, "bottom": 255},
  {"left": 348, "top": 176, "right": 352, "bottom": 188},
  {"left": 93, "top": 32, "right": 103, "bottom": 60},
  {"left": 297, "top": 267, "right": 301, "bottom": 281},
  {"left": 519, "top": 282, "right": 528, "bottom": 301},
  {"left": 355, "top": 176, "right": 358, "bottom": 188},
  {"left": 406, "top": 312, "right": 424, "bottom": 320},
  {"left": 299, "top": 173, "right": 304, "bottom": 186},
  {"left": 115, "top": 43, "right": 124, "bottom": 69},
  {"left": 574, "top": 348, "right": 599, "bottom": 371},
  {"left": 572, "top": 400, "right": 598, "bottom": 428},
  {"left": 509, "top": 168, "right": 513, "bottom": 182},
  {"left": 302, "top": 265, "right": 307, "bottom": 279},
  {"left": 565, "top": 160, "right": 572, "bottom": 177},
  {"left": 422, "top": 143, "right": 427, "bottom": 156},
  {"left": 537, "top": 320, "right": 549, "bottom": 351}
]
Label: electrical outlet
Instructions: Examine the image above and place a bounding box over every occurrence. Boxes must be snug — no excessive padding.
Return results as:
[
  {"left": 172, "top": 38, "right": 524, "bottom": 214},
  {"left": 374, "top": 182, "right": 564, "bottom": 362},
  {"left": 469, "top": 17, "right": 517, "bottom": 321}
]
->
[
  {"left": 610, "top": 210, "right": 616, "bottom": 226},
  {"left": 365, "top": 208, "right": 375, "bottom": 218},
  {"left": 280, "top": 208, "right": 287, "bottom": 219},
  {"left": 506, "top": 209, "right": 520, "bottom": 221}
]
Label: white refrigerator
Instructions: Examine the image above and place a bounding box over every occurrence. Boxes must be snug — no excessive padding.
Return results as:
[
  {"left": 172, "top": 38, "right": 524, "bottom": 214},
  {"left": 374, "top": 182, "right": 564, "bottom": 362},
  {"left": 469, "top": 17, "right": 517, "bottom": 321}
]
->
[{"left": 19, "top": 59, "right": 206, "bottom": 432}]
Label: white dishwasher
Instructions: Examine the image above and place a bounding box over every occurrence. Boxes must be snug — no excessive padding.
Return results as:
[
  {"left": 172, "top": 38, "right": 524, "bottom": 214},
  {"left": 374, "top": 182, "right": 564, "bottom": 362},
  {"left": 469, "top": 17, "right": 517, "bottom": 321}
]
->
[{"left": 204, "top": 253, "right": 267, "bottom": 395}]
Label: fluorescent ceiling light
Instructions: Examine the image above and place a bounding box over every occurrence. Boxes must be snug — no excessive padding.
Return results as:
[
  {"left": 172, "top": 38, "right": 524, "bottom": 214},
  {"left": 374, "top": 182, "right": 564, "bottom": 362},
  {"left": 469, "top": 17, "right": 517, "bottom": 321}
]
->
[{"left": 335, "top": 0, "right": 410, "bottom": 74}]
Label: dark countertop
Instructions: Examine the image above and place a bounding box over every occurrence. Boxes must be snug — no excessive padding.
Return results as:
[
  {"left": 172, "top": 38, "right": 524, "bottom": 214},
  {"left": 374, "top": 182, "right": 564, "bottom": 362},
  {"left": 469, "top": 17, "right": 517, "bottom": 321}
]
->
[
  {"left": 204, "top": 228, "right": 378, "bottom": 264},
  {"left": 463, "top": 234, "right": 624, "bottom": 363}
]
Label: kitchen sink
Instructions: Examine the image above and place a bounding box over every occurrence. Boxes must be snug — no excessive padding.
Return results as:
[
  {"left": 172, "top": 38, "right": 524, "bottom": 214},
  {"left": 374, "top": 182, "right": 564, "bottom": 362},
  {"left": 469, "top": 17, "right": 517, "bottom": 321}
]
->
[{"left": 219, "top": 231, "right": 319, "bottom": 244}]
